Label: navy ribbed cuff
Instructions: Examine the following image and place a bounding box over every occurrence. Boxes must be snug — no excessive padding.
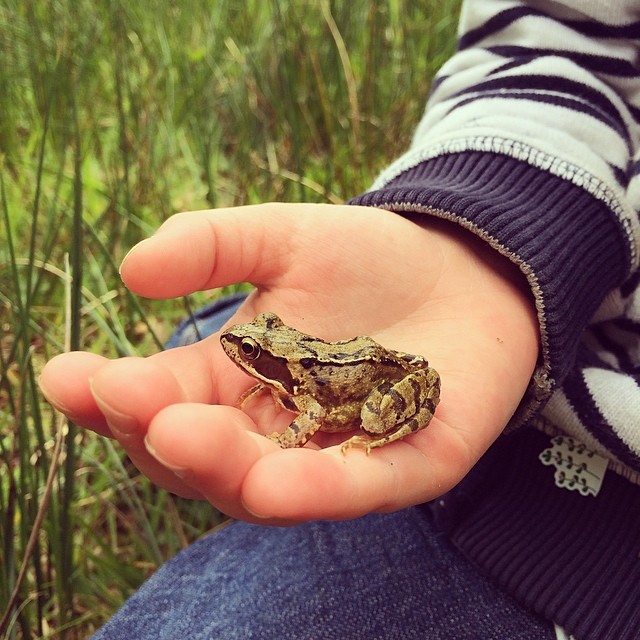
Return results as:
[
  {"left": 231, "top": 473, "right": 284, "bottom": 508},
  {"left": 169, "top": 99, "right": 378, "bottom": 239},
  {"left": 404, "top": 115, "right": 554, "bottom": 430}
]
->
[{"left": 350, "top": 151, "right": 630, "bottom": 392}]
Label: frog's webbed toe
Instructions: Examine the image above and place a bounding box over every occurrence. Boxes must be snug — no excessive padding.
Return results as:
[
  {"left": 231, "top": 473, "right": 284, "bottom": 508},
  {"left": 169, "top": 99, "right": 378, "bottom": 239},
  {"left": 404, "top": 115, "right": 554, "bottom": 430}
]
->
[
  {"left": 340, "top": 429, "right": 413, "bottom": 455},
  {"left": 340, "top": 435, "right": 376, "bottom": 455}
]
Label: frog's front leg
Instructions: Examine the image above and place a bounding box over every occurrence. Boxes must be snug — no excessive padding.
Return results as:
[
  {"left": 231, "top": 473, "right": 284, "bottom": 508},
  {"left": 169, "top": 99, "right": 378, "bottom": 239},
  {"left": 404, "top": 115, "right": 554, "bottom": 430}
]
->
[
  {"left": 237, "top": 383, "right": 268, "bottom": 408},
  {"left": 267, "top": 397, "right": 326, "bottom": 448},
  {"left": 341, "top": 368, "right": 440, "bottom": 454}
]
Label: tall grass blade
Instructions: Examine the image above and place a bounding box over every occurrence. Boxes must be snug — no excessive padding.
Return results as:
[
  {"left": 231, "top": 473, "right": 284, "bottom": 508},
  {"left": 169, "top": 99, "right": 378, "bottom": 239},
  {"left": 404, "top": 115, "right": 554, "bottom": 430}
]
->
[{"left": 58, "top": 79, "right": 84, "bottom": 631}]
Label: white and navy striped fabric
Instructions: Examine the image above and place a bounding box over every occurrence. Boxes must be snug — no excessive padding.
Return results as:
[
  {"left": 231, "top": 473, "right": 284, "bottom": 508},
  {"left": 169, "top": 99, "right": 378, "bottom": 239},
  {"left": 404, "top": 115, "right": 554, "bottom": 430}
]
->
[
  {"left": 351, "top": 2, "right": 640, "bottom": 637},
  {"left": 355, "top": 0, "right": 640, "bottom": 479}
]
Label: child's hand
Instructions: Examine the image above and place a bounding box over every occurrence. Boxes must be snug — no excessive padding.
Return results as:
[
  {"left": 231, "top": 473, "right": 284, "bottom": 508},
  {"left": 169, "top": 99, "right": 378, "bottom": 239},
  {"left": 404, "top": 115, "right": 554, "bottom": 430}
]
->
[{"left": 40, "top": 203, "right": 539, "bottom": 524}]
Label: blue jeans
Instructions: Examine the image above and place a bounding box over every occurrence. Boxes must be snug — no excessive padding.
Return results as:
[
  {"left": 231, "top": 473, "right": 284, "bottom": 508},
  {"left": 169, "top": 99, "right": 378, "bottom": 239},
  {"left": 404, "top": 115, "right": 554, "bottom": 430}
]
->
[{"left": 93, "top": 296, "right": 555, "bottom": 639}]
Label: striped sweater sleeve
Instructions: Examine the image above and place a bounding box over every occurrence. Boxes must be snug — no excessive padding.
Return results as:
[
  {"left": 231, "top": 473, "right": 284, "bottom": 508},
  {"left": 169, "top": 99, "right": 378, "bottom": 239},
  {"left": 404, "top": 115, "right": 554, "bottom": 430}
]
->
[{"left": 351, "top": 0, "right": 640, "bottom": 477}]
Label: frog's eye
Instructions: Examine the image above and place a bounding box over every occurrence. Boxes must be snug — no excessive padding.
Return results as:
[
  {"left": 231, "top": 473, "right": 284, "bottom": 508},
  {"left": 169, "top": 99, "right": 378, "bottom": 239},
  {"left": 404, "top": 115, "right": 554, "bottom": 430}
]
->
[{"left": 240, "top": 338, "right": 261, "bottom": 360}]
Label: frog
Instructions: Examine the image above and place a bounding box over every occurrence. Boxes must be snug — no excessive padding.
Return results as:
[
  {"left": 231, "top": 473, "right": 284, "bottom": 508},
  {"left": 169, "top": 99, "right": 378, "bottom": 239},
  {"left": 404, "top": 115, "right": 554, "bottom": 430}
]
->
[{"left": 220, "top": 312, "right": 441, "bottom": 454}]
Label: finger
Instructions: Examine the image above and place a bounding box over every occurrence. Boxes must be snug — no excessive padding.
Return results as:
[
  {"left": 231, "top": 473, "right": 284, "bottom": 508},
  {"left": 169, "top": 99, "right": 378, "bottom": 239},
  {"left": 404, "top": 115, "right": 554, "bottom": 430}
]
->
[
  {"left": 39, "top": 335, "right": 235, "bottom": 429},
  {"left": 88, "top": 356, "right": 224, "bottom": 498},
  {"left": 144, "top": 403, "right": 289, "bottom": 522},
  {"left": 118, "top": 203, "right": 406, "bottom": 303},
  {"left": 240, "top": 418, "right": 473, "bottom": 521},
  {"left": 119, "top": 204, "right": 302, "bottom": 298},
  {"left": 142, "top": 401, "right": 471, "bottom": 523},
  {"left": 39, "top": 352, "right": 112, "bottom": 436},
  {"left": 40, "top": 354, "right": 208, "bottom": 495}
]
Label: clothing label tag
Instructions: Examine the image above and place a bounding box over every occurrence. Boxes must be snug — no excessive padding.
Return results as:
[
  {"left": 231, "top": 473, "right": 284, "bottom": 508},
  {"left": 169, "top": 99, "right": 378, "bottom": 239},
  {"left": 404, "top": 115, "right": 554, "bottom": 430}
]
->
[{"left": 539, "top": 436, "right": 608, "bottom": 497}]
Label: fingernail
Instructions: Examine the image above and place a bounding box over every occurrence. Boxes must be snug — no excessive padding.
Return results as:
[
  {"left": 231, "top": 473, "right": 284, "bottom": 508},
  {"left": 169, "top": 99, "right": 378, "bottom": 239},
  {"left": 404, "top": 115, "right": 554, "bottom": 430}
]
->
[
  {"left": 119, "top": 238, "right": 152, "bottom": 277},
  {"left": 144, "top": 436, "right": 191, "bottom": 479},
  {"left": 38, "top": 376, "right": 84, "bottom": 423},
  {"left": 241, "top": 502, "right": 272, "bottom": 520},
  {"left": 38, "top": 375, "right": 62, "bottom": 408},
  {"left": 90, "top": 380, "right": 139, "bottom": 436}
]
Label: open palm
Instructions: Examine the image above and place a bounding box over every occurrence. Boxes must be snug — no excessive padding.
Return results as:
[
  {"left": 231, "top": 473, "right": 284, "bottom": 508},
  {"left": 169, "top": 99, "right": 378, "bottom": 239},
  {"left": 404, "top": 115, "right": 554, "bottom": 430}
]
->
[{"left": 40, "top": 203, "right": 539, "bottom": 524}]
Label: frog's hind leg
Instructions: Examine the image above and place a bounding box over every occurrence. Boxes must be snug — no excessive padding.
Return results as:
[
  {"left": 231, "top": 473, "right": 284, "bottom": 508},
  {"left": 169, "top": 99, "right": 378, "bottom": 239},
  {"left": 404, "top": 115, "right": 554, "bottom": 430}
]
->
[{"left": 341, "top": 369, "right": 440, "bottom": 455}]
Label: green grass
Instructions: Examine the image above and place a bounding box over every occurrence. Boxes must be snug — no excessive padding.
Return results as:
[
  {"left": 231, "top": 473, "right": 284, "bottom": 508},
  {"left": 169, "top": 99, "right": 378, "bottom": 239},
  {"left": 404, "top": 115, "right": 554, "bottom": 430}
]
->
[{"left": 0, "top": 0, "right": 461, "bottom": 636}]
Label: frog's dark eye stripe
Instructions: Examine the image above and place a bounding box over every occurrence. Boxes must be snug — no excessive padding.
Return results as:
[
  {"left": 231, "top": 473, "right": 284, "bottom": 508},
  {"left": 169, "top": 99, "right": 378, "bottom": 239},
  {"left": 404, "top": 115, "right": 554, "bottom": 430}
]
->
[{"left": 240, "top": 338, "right": 261, "bottom": 360}]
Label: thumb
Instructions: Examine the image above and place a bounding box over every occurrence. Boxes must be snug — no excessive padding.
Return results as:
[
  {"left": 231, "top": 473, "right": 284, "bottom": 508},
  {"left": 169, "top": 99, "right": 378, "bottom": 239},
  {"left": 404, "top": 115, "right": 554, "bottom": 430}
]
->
[{"left": 120, "top": 203, "right": 311, "bottom": 299}]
